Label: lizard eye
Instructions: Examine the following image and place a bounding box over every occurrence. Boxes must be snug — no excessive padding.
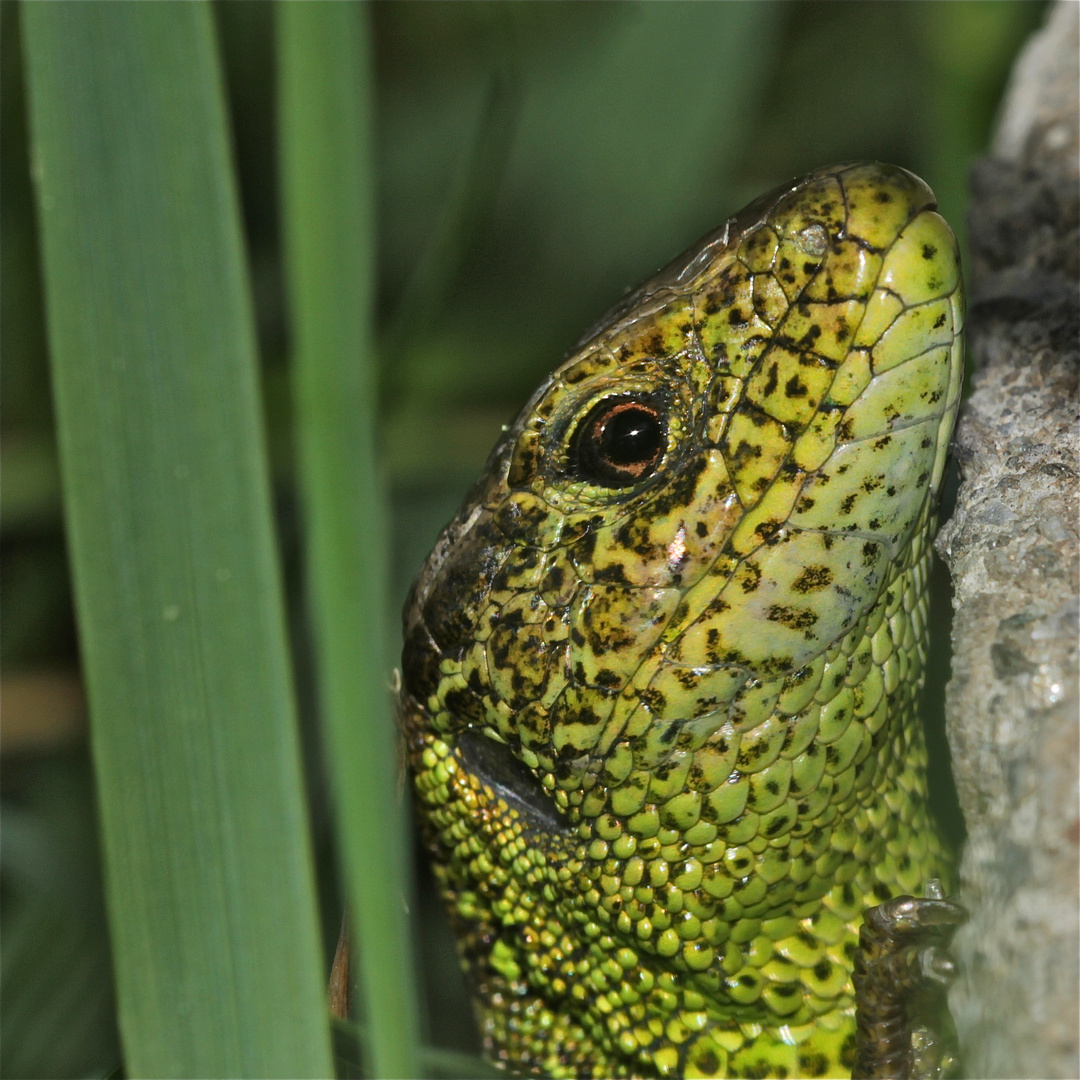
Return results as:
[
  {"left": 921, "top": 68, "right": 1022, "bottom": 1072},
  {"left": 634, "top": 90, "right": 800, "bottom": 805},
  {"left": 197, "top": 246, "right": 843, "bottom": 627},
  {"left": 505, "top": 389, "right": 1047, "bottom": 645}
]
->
[{"left": 571, "top": 394, "right": 667, "bottom": 488}]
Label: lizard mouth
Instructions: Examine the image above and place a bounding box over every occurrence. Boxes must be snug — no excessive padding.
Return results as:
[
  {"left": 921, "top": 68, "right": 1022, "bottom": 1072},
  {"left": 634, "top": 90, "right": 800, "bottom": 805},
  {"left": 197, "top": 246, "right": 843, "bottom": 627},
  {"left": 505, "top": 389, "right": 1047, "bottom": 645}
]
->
[{"left": 456, "top": 728, "right": 571, "bottom": 837}]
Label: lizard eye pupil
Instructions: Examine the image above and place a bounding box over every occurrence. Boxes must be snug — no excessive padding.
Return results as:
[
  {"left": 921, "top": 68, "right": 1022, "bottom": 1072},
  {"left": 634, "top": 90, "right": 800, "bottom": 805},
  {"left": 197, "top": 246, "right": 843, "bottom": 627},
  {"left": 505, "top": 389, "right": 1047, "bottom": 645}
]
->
[{"left": 573, "top": 396, "right": 666, "bottom": 487}]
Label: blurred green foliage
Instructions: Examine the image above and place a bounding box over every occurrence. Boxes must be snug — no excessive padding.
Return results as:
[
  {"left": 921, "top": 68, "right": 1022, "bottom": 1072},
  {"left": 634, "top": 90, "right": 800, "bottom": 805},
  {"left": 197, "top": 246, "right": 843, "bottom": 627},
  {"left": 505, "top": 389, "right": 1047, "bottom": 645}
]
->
[
  {"left": 22, "top": 2, "right": 336, "bottom": 1074},
  {"left": 1, "top": 2, "right": 1045, "bottom": 1076},
  {"left": 278, "top": 6, "right": 420, "bottom": 1075}
]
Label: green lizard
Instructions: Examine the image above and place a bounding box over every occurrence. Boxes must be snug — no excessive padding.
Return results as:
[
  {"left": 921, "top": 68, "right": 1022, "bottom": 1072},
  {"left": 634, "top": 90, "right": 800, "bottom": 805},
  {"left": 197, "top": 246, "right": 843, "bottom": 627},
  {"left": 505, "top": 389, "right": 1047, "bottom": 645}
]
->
[{"left": 400, "top": 162, "right": 964, "bottom": 1078}]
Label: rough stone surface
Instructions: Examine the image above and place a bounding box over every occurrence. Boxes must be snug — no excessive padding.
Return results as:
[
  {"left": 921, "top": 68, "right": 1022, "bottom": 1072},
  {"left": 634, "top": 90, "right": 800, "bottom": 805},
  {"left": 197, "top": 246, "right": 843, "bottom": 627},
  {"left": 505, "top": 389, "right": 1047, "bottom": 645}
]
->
[{"left": 935, "top": 3, "right": 1080, "bottom": 1077}]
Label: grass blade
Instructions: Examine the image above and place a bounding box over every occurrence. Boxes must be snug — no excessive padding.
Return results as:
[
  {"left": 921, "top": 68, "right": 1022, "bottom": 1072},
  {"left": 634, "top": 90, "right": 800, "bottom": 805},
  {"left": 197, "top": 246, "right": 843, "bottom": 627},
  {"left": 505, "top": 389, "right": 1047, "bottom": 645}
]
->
[
  {"left": 21, "top": 4, "right": 334, "bottom": 1075},
  {"left": 277, "top": 5, "right": 420, "bottom": 1078}
]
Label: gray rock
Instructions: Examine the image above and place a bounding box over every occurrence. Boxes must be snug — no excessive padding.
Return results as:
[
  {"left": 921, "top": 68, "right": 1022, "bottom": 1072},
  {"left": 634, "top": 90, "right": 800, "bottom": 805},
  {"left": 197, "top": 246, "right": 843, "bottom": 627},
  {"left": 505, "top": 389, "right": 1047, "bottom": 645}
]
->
[{"left": 935, "top": 3, "right": 1080, "bottom": 1076}]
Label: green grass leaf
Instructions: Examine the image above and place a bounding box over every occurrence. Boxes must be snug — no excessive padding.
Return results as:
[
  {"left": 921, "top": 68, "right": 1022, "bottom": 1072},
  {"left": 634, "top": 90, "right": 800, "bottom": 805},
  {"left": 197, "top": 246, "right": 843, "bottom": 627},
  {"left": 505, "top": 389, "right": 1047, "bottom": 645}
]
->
[
  {"left": 277, "top": 5, "right": 420, "bottom": 1078},
  {"left": 21, "top": 4, "right": 334, "bottom": 1075}
]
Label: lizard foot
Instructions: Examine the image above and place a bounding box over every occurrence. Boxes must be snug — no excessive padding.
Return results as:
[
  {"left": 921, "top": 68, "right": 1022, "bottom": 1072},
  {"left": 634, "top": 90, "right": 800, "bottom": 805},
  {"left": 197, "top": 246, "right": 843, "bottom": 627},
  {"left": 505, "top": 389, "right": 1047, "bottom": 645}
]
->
[{"left": 852, "top": 879, "right": 967, "bottom": 1080}]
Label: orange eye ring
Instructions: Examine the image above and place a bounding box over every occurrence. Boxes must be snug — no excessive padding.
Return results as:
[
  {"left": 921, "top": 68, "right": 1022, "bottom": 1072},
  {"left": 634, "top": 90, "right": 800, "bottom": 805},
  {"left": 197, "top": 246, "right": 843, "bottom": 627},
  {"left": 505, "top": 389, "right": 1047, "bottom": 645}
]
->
[{"left": 571, "top": 395, "right": 667, "bottom": 488}]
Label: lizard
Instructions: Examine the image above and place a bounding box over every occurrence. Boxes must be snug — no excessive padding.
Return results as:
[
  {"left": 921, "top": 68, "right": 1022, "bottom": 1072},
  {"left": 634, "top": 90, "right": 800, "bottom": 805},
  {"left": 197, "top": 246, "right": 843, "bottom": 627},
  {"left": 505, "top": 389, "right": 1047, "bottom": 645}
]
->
[{"left": 399, "top": 162, "right": 965, "bottom": 1079}]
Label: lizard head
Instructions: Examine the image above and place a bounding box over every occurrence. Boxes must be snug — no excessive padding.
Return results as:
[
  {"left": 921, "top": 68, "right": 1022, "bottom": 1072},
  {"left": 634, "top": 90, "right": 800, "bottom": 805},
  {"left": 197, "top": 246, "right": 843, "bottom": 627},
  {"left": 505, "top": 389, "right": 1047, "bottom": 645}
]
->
[{"left": 401, "top": 162, "right": 963, "bottom": 1075}]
